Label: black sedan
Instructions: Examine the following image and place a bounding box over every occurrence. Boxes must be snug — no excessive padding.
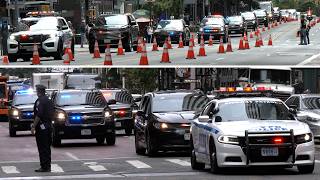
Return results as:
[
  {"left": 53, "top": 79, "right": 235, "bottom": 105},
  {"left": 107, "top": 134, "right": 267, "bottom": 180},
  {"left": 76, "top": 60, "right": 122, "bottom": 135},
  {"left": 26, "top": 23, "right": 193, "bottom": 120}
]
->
[
  {"left": 241, "top": 12, "right": 257, "bottom": 31},
  {"left": 227, "top": 16, "right": 247, "bottom": 36},
  {"left": 285, "top": 94, "right": 320, "bottom": 140},
  {"left": 153, "top": 19, "right": 190, "bottom": 47},
  {"left": 134, "top": 90, "right": 209, "bottom": 156}
]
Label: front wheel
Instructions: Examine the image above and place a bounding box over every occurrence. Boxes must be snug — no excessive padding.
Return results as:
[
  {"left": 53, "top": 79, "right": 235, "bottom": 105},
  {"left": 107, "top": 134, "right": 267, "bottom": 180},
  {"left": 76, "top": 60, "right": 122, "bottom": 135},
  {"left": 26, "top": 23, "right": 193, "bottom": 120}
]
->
[
  {"left": 96, "top": 136, "right": 105, "bottom": 145},
  {"left": 52, "top": 133, "right": 61, "bottom": 147},
  {"left": 223, "top": 35, "right": 227, "bottom": 43},
  {"left": 9, "top": 122, "right": 16, "bottom": 137},
  {"left": 106, "top": 132, "right": 116, "bottom": 146},
  {"left": 124, "top": 38, "right": 134, "bottom": 52},
  {"left": 190, "top": 137, "right": 205, "bottom": 170},
  {"left": 298, "top": 163, "right": 315, "bottom": 174},
  {"left": 146, "top": 132, "right": 157, "bottom": 156},
  {"left": 135, "top": 132, "right": 146, "bottom": 155},
  {"left": 209, "top": 141, "right": 221, "bottom": 174},
  {"left": 125, "top": 128, "right": 132, "bottom": 135},
  {"left": 8, "top": 55, "right": 17, "bottom": 62},
  {"left": 53, "top": 41, "right": 63, "bottom": 60}
]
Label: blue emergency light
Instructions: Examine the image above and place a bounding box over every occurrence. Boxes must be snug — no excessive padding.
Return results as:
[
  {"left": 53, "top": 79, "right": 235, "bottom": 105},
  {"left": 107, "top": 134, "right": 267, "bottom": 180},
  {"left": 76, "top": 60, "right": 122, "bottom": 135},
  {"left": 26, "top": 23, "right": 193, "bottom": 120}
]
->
[
  {"left": 16, "top": 88, "right": 33, "bottom": 95},
  {"left": 61, "top": 95, "right": 71, "bottom": 99},
  {"left": 169, "top": 32, "right": 175, "bottom": 35}
]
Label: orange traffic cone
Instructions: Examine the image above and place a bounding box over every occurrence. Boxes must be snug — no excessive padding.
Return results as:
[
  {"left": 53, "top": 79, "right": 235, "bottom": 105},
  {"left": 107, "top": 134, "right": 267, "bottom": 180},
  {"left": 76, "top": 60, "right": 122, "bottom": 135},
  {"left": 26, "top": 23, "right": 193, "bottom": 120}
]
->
[
  {"left": 93, "top": 40, "right": 101, "bottom": 58},
  {"left": 217, "top": 36, "right": 225, "bottom": 54},
  {"left": 152, "top": 37, "right": 159, "bottom": 51},
  {"left": 191, "top": 34, "right": 195, "bottom": 47},
  {"left": 167, "top": 36, "right": 172, "bottom": 49},
  {"left": 238, "top": 36, "right": 245, "bottom": 50},
  {"left": 2, "top": 55, "right": 9, "bottom": 65},
  {"left": 198, "top": 33, "right": 206, "bottom": 56},
  {"left": 226, "top": 36, "right": 233, "bottom": 52},
  {"left": 64, "top": 42, "right": 74, "bottom": 62},
  {"left": 117, "top": 39, "right": 125, "bottom": 55},
  {"left": 178, "top": 33, "right": 184, "bottom": 48},
  {"left": 268, "top": 24, "right": 271, "bottom": 30},
  {"left": 268, "top": 34, "right": 273, "bottom": 46},
  {"left": 262, "top": 26, "right": 265, "bottom": 31},
  {"left": 104, "top": 44, "right": 113, "bottom": 65},
  {"left": 136, "top": 36, "right": 142, "bottom": 53},
  {"left": 186, "top": 38, "right": 196, "bottom": 59},
  {"left": 139, "top": 40, "right": 149, "bottom": 65},
  {"left": 255, "top": 36, "right": 260, "bottom": 47},
  {"left": 31, "top": 43, "right": 41, "bottom": 65},
  {"left": 244, "top": 33, "right": 248, "bottom": 41},
  {"left": 208, "top": 34, "right": 213, "bottom": 46},
  {"left": 63, "top": 48, "right": 72, "bottom": 65},
  {"left": 250, "top": 31, "right": 254, "bottom": 39},
  {"left": 161, "top": 40, "right": 171, "bottom": 63},
  {"left": 244, "top": 38, "right": 250, "bottom": 49},
  {"left": 259, "top": 35, "right": 264, "bottom": 46}
]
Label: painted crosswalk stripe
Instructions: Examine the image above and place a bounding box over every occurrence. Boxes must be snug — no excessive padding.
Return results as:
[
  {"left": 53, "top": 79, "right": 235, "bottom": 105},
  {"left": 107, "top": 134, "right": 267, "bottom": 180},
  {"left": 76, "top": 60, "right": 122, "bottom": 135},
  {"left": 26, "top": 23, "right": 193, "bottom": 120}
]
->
[
  {"left": 51, "top": 164, "right": 64, "bottom": 173},
  {"left": 1, "top": 166, "right": 20, "bottom": 174},
  {"left": 165, "top": 159, "right": 191, "bottom": 167},
  {"left": 88, "top": 165, "right": 107, "bottom": 171},
  {"left": 126, "top": 160, "right": 151, "bottom": 169}
]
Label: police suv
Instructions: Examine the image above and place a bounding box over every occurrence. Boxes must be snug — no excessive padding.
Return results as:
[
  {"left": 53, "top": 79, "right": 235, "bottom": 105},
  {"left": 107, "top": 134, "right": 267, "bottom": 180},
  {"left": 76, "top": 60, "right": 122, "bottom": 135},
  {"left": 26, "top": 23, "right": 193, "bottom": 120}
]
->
[
  {"left": 7, "top": 14, "right": 74, "bottom": 62},
  {"left": 190, "top": 87, "right": 315, "bottom": 174}
]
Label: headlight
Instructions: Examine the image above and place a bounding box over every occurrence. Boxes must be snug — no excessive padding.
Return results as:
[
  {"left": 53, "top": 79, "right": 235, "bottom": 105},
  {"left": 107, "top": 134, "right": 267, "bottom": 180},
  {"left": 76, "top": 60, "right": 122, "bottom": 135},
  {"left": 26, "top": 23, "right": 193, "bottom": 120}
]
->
[
  {"left": 252, "top": 20, "right": 255, "bottom": 23},
  {"left": 240, "top": 24, "right": 243, "bottom": 27},
  {"left": 9, "top": 35, "right": 15, "bottom": 40},
  {"left": 264, "top": 17, "right": 267, "bottom": 20},
  {"left": 295, "top": 133, "right": 312, "bottom": 144},
  {"left": 104, "top": 111, "right": 112, "bottom": 118},
  {"left": 153, "top": 122, "right": 169, "bottom": 129},
  {"left": 49, "top": 33, "right": 57, "bottom": 38},
  {"left": 11, "top": 109, "right": 20, "bottom": 117},
  {"left": 199, "top": 28, "right": 203, "bottom": 32},
  {"left": 218, "top": 135, "right": 239, "bottom": 145},
  {"left": 268, "top": 14, "right": 272, "bottom": 17},
  {"left": 220, "top": 27, "right": 224, "bottom": 31},
  {"left": 56, "top": 111, "right": 66, "bottom": 122}
]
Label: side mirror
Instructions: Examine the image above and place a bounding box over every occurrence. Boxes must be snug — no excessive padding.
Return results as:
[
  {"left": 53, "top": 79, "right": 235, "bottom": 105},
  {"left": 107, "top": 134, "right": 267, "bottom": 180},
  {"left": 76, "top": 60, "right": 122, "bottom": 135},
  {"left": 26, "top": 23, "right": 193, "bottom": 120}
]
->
[
  {"left": 289, "top": 108, "right": 297, "bottom": 115},
  {"left": 134, "top": 97, "right": 142, "bottom": 102},
  {"left": 136, "top": 110, "right": 145, "bottom": 117},
  {"left": 107, "top": 99, "right": 116, "bottom": 105},
  {"left": 198, "top": 115, "right": 209, "bottom": 123},
  {"left": 62, "top": 25, "right": 69, "bottom": 30},
  {"left": 215, "top": 116, "right": 222, "bottom": 122},
  {"left": 185, "top": 25, "right": 189, "bottom": 28},
  {"left": 130, "top": 21, "right": 137, "bottom": 26},
  {"left": 289, "top": 104, "right": 297, "bottom": 109}
]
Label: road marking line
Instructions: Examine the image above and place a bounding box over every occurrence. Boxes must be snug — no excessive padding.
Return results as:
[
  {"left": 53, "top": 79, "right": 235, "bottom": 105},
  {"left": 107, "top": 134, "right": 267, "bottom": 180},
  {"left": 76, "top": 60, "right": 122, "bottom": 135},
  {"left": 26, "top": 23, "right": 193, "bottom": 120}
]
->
[
  {"left": 51, "top": 164, "right": 64, "bottom": 173},
  {"left": 123, "top": 172, "right": 201, "bottom": 177},
  {"left": 315, "top": 160, "right": 320, "bottom": 163},
  {"left": 88, "top": 165, "right": 107, "bottom": 172},
  {"left": 297, "top": 52, "right": 320, "bottom": 66},
  {"left": 65, "top": 152, "right": 79, "bottom": 160},
  {"left": 1, "top": 166, "right": 20, "bottom": 174},
  {"left": 215, "top": 58, "right": 224, "bottom": 61},
  {"left": 126, "top": 160, "right": 151, "bottom": 168},
  {"left": 165, "top": 159, "right": 191, "bottom": 166}
]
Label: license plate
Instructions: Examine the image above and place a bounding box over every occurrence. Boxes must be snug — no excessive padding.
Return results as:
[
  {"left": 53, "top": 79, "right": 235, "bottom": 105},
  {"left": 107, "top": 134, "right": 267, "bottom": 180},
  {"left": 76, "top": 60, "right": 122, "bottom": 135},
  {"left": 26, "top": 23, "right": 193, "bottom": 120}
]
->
[
  {"left": 81, "top": 129, "right": 91, "bottom": 136},
  {"left": 21, "top": 46, "right": 34, "bottom": 51},
  {"left": 116, "top": 122, "right": 122, "bottom": 127},
  {"left": 184, "top": 133, "right": 190, "bottom": 140},
  {"left": 104, "top": 39, "right": 111, "bottom": 43},
  {"left": 261, "top": 147, "right": 279, "bottom": 156},
  {"left": 231, "top": 31, "right": 236, "bottom": 33}
]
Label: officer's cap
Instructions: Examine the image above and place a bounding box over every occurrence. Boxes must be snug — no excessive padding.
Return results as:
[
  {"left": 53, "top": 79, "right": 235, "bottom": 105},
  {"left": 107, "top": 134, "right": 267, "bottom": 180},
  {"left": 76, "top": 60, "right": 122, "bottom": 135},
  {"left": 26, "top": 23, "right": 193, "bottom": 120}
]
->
[{"left": 35, "top": 84, "right": 46, "bottom": 93}]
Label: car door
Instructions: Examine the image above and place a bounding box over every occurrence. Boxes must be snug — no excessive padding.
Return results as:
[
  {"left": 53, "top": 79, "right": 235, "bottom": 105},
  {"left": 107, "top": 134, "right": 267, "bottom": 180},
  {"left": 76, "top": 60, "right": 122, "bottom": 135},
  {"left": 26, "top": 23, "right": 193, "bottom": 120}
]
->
[
  {"left": 59, "top": 18, "right": 73, "bottom": 48},
  {"left": 128, "top": 15, "right": 139, "bottom": 44},
  {"left": 135, "top": 95, "right": 150, "bottom": 144}
]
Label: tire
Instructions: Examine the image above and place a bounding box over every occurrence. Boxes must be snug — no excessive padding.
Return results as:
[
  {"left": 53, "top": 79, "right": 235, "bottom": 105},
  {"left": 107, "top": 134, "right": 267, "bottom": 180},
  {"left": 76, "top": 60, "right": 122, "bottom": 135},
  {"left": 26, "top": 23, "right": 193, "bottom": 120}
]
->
[
  {"left": 190, "top": 137, "right": 205, "bottom": 170},
  {"left": 96, "top": 136, "right": 105, "bottom": 145},
  {"left": 223, "top": 35, "right": 227, "bottom": 43},
  {"left": 22, "top": 57, "right": 30, "bottom": 62},
  {"left": 209, "top": 139, "right": 221, "bottom": 174},
  {"left": 99, "top": 46, "right": 105, "bottom": 53},
  {"left": 8, "top": 55, "right": 17, "bottom": 62},
  {"left": 264, "top": 22, "right": 268, "bottom": 27},
  {"left": 106, "top": 132, "right": 116, "bottom": 146},
  {"left": 71, "top": 39, "right": 75, "bottom": 56},
  {"left": 298, "top": 163, "right": 314, "bottom": 174},
  {"left": 9, "top": 122, "right": 16, "bottom": 137},
  {"left": 89, "top": 41, "right": 94, "bottom": 53},
  {"left": 124, "top": 38, "right": 134, "bottom": 52},
  {"left": 125, "top": 128, "right": 132, "bottom": 135},
  {"left": 145, "top": 131, "right": 157, "bottom": 156},
  {"left": 135, "top": 132, "right": 146, "bottom": 155},
  {"left": 198, "top": 38, "right": 201, "bottom": 45},
  {"left": 52, "top": 133, "right": 61, "bottom": 147},
  {"left": 53, "top": 40, "right": 63, "bottom": 60}
]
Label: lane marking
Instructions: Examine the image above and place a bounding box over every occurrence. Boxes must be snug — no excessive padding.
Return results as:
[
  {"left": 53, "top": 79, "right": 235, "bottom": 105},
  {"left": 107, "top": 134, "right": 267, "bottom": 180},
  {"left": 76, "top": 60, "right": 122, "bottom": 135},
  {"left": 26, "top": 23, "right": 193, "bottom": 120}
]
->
[
  {"left": 297, "top": 52, "right": 320, "bottom": 66},
  {"left": 165, "top": 159, "right": 191, "bottom": 166},
  {"left": 51, "top": 164, "right": 64, "bottom": 173},
  {"left": 126, "top": 160, "right": 151, "bottom": 169},
  {"left": 123, "top": 172, "right": 201, "bottom": 177},
  {"left": 215, "top": 58, "right": 224, "bottom": 61},
  {"left": 65, "top": 152, "right": 79, "bottom": 160},
  {"left": 1, "top": 166, "right": 20, "bottom": 174},
  {"left": 315, "top": 160, "right": 320, "bottom": 163},
  {"left": 88, "top": 165, "right": 107, "bottom": 172}
]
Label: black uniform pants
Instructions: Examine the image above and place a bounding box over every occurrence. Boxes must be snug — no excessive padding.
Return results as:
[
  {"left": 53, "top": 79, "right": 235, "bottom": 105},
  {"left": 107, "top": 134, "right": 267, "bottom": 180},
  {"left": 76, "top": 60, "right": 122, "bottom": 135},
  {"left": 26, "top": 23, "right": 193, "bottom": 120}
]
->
[{"left": 35, "top": 127, "right": 52, "bottom": 170}]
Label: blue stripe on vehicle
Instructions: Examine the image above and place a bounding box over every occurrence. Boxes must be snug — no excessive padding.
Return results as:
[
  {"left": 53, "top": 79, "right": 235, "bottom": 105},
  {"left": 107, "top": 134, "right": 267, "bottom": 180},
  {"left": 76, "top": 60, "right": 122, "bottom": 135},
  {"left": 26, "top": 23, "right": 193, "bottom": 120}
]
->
[{"left": 193, "top": 122, "right": 219, "bottom": 134}]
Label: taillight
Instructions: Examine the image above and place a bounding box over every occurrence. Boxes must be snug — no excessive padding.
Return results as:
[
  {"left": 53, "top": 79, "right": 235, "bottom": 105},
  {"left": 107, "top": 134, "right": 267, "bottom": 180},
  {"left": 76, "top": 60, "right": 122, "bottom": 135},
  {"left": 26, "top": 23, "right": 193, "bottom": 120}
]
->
[
  {"left": 119, "top": 110, "right": 126, "bottom": 117},
  {"left": 257, "top": 87, "right": 265, "bottom": 91},
  {"left": 273, "top": 137, "right": 283, "bottom": 144}
]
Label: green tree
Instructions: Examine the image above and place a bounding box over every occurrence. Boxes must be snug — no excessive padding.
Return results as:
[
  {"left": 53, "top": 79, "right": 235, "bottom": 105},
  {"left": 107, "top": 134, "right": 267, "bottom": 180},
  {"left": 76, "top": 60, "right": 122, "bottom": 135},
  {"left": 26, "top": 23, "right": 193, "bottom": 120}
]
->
[
  {"left": 124, "top": 69, "right": 158, "bottom": 94},
  {"left": 143, "top": 0, "right": 182, "bottom": 19}
]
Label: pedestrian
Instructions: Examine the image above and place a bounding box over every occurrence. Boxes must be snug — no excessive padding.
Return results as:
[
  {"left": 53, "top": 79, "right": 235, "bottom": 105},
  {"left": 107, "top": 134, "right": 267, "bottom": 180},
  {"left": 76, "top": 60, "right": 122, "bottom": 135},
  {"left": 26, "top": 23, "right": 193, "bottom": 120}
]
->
[
  {"left": 299, "top": 15, "right": 307, "bottom": 45},
  {"left": 147, "top": 25, "right": 153, "bottom": 43},
  {"left": 80, "top": 20, "right": 87, "bottom": 48},
  {"left": 31, "top": 85, "right": 54, "bottom": 172},
  {"left": 306, "top": 22, "right": 311, "bottom": 44}
]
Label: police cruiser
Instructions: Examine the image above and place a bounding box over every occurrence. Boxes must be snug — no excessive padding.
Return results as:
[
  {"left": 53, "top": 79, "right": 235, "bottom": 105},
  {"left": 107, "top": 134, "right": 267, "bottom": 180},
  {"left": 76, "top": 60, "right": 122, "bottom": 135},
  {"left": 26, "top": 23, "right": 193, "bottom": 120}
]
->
[{"left": 190, "top": 87, "right": 315, "bottom": 174}]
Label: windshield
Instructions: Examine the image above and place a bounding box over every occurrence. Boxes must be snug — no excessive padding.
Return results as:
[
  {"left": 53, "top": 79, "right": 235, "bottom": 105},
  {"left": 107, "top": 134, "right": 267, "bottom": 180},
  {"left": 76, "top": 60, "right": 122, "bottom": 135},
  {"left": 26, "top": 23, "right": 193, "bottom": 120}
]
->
[
  {"left": 201, "top": 18, "right": 224, "bottom": 25},
  {"left": 29, "top": 17, "right": 58, "bottom": 31},
  {"left": 13, "top": 94, "right": 38, "bottom": 106},
  {"left": 260, "top": 3, "right": 272, "bottom": 12},
  {"left": 56, "top": 91, "right": 106, "bottom": 107},
  {"left": 216, "top": 100, "right": 294, "bottom": 121},
  {"left": 157, "top": 20, "right": 183, "bottom": 31},
  {"left": 250, "top": 69, "right": 290, "bottom": 84},
  {"left": 152, "top": 94, "right": 209, "bottom": 113},
  {"left": 96, "top": 15, "right": 128, "bottom": 26},
  {"left": 229, "top": 16, "right": 242, "bottom": 23},
  {"left": 101, "top": 90, "right": 133, "bottom": 104},
  {"left": 254, "top": 11, "right": 266, "bottom": 16},
  {"left": 66, "top": 75, "right": 101, "bottom": 89},
  {"left": 242, "top": 13, "right": 255, "bottom": 20},
  {"left": 302, "top": 97, "right": 320, "bottom": 109}
]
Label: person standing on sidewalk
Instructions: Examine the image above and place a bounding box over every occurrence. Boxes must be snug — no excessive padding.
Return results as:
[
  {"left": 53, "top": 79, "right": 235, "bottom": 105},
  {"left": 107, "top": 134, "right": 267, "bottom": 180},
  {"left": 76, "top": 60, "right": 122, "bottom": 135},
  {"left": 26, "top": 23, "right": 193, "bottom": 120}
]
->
[
  {"left": 31, "top": 85, "right": 54, "bottom": 172},
  {"left": 299, "top": 15, "right": 307, "bottom": 45},
  {"left": 80, "top": 20, "right": 87, "bottom": 48}
]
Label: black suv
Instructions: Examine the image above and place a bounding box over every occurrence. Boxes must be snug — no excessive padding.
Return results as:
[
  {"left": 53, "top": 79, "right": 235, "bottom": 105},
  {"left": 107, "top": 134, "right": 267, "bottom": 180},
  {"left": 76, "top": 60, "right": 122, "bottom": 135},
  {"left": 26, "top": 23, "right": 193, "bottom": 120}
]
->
[
  {"left": 88, "top": 13, "right": 139, "bottom": 53},
  {"left": 227, "top": 16, "right": 247, "bottom": 36},
  {"left": 153, "top": 19, "right": 190, "bottom": 47},
  {"left": 254, "top": 9, "right": 269, "bottom": 27},
  {"left": 50, "top": 90, "right": 115, "bottom": 146},
  {"left": 198, "top": 16, "right": 229, "bottom": 43},
  {"left": 100, "top": 89, "right": 138, "bottom": 135},
  {"left": 8, "top": 90, "right": 37, "bottom": 137},
  {"left": 134, "top": 90, "right": 210, "bottom": 156},
  {"left": 241, "top": 12, "right": 258, "bottom": 31}
]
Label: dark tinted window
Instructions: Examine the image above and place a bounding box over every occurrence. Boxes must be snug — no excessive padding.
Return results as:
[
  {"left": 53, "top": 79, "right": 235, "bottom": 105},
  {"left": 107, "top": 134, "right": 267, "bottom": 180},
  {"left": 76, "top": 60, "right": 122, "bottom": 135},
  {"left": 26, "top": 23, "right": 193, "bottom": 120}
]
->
[
  {"left": 56, "top": 91, "right": 106, "bottom": 107},
  {"left": 302, "top": 97, "right": 320, "bottom": 109},
  {"left": 215, "top": 100, "right": 294, "bottom": 121}
]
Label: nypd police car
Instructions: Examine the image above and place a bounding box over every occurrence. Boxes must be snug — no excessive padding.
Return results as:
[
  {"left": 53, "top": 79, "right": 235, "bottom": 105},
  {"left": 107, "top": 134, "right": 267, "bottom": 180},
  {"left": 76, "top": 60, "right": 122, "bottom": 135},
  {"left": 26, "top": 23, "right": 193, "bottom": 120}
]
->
[
  {"left": 7, "top": 15, "right": 74, "bottom": 62},
  {"left": 190, "top": 87, "right": 315, "bottom": 174}
]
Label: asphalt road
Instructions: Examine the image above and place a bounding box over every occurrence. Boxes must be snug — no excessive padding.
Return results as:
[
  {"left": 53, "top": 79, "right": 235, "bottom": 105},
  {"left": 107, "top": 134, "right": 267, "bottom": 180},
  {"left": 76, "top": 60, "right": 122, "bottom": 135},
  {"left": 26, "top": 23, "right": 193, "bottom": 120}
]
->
[
  {"left": 0, "top": 122, "right": 320, "bottom": 180},
  {"left": 4, "top": 20, "right": 320, "bottom": 67}
]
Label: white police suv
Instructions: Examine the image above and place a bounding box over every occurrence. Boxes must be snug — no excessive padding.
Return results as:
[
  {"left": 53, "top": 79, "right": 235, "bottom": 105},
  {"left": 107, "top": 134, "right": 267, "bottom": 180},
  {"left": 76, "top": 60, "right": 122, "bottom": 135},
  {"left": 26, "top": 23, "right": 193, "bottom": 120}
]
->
[{"left": 190, "top": 87, "right": 315, "bottom": 174}]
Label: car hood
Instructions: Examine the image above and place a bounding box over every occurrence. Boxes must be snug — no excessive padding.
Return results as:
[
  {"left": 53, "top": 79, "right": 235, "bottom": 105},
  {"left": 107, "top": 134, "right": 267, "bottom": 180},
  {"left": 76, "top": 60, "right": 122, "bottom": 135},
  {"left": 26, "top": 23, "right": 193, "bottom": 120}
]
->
[
  {"left": 109, "top": 103, "right": 131, "bottom": 110},
  {"left": 214, "top": 120, "right": 309, "bottom": 136},
  {"left": 59, "top": 105, "right": 104, "bottom": 113},
  {"left": 299, "top": 109, "right": 320, "bottom": 119},
  {"left": 153, "top": 111, "right": 195, "bottom": 124},
  {"left": 252, "top": 83, "right": 294, "bottom": 93},
  {"left": 14, "top": 104, "right": 34, "bottom": 111},
  {"left": 11, "top": 30, "right": 57, "bottom": 36}
]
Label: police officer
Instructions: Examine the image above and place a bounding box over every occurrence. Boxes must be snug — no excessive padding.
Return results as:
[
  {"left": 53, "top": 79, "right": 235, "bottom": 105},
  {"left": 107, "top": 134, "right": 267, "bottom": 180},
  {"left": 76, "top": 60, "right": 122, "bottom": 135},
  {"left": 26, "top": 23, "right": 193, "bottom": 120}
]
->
[{"left": 31, "top": 85, "right": 54, "bottom": 172}]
